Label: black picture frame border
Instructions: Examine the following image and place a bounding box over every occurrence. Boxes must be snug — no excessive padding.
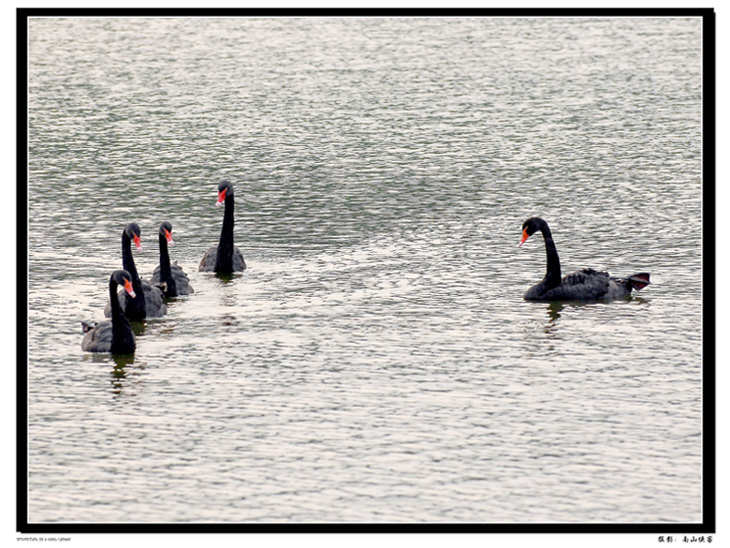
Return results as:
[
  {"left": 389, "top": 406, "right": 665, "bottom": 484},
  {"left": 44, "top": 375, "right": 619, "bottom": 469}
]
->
[{"left": 17, "top": 6, "right": 716, "bottom": 536}]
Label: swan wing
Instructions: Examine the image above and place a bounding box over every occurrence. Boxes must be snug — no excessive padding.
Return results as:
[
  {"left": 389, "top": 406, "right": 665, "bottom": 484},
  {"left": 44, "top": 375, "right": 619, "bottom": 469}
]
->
[
  {"left": 199, "top": 246, "right": 218, "bottom": 271},
  {"left": 550, "top": 269, "right": 611, "bottom": 300},
  {"left": 81, "top": 320, "right": 113, "bottom": 352},
  {"left": 140, "top": 280, "right": 167, "bottom": 317},
  {"left": 233, "top": 247, "right": 247, "bottom": 271},
  {"left": 170, "top": 265, "right": 194, "bottom": 294}
]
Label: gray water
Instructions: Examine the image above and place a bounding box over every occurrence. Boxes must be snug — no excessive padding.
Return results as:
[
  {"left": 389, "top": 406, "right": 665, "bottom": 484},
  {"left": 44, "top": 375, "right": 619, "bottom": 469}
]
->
[{"left": 26, "top": 17, "right": 704, "bottom": 523}]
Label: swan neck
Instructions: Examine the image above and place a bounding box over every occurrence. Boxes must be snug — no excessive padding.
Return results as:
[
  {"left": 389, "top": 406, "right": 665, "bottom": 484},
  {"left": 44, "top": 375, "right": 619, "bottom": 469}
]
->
[
  {"left": 540, "top": 224, "right": 561, "bottom": 287},
  {"left": 216, "top": 195, "right": 235, "bottom": 271},
  {"left": 108, "top": 279, "right": 124, "bottom": 320},
  {"left": 121, "top": 232, "right": 145, "bottom": 317},
  {"left": 121, "top": 232, "right": 140, "bottom": 286},
  {"left": 159, "top": 233, "right": 171, "bottom": 278},
  {"left": 108, "top": 278, "right": 134, "bottom": 353}
]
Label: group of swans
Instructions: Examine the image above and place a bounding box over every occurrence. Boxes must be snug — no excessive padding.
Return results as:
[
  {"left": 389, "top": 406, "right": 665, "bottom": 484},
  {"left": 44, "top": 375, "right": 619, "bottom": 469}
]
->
[
  {"left": 82, "top": 181, "right": 651, "bottom": 355},
  {"left": 81, "top": 181, "right": 245, "bottom": 354}
]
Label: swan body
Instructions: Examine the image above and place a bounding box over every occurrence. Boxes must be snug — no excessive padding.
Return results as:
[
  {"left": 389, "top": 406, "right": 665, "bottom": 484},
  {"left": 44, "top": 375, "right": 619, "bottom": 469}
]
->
[
  {"left": 150, "top": 221, "right": 194, "bottom": 297},
  {"left": 199, "top": 246, "right": 246, "bottom": 273},
  {"left": 105, "top": 223, "right": 167, "bottom": 320},
  {"left": 82, "top": 270, "right": 137, "bottom": 354},
  {"left": 519, "top": 217, "right": 650, "bottom": 302},
  {"left": 199, "top": 180, "right": 246, "bottom": 273}
]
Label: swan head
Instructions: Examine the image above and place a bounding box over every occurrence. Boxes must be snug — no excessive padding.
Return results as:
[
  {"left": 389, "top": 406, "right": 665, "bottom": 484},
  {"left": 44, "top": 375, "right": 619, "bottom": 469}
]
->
[
  {"left": 519, "top": 217, "right": 545, "bottom": 247},
  {"left": 112, "top": 269, "right": 136, "bottom": 298},
  {"left": 160, "top": 221, "right": 174, "bottom": 246},
  {"left": 216, "top": 180, "right": 234, "bottom": 207},
  {"left": 124, "top": 223, "right": 142, "bottom": 250}
]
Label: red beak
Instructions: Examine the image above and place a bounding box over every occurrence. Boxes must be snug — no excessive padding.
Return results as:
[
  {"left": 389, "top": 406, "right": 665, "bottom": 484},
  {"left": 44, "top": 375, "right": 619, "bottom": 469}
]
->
[
  {"left": 133, "top": 233, "right": 142, "bottom": 250},
  {"left": 123, "top": 278, "right": 136, "bottom": 298},
  {"left": 164, "top": 228, "right": 174, "bottom": 246},
  {"left": 216, "top": 188, "right": 226, "bottom": 207},
  {"left": 518, "top": 228, "right": 529, "bottom": 247}
]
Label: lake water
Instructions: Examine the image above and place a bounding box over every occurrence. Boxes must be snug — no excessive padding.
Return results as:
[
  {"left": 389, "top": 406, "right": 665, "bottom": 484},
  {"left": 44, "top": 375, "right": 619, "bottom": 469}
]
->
[{"left": 25, "top": 16, "right": 704, "bottom": 524}]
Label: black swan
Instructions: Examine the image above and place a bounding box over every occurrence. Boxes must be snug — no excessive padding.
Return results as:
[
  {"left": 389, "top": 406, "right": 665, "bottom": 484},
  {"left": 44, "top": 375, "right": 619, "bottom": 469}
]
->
[
  {"left": 519, "top": 216, "right": 650, "bottom": 302},
  {"left": 199, "top": 180, "right": 246, "bottom": 273},
  {"left": 150, "top": 221, "right": 194, "bottom": 297},
  {"left": 82, "top": 270, "right": 137, "bottom": 354},
  {"left": 105, "top": 223, "right": 167, "bottom": 320}
]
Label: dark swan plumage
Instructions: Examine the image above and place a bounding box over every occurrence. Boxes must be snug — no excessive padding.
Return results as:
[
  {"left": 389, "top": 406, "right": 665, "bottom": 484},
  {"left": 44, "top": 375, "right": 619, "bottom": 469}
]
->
[
  {"left": 150, "top": 221, "right": 194, "bottom": 297},
  {"left": 519, "top": 216, "right": 650, "bottom": 302},
  {"left": 82, "top": 270, "right": 136, "bottom": 354},
  {"left": 104, "top": 222, "right": 167, "bottom": 320},
  {"left": 199, "top": 180, "right": 246, "bottom": 274}
]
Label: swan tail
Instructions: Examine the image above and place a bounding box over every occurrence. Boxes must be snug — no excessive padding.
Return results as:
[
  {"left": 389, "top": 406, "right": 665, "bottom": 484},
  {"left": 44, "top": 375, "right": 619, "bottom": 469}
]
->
[{"left": 628, "top": 273, "right": 651, "bottom": 291}]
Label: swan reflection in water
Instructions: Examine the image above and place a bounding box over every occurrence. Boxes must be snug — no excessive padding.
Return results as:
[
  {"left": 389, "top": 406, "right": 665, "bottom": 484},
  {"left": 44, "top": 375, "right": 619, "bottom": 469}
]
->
[
  {"left": 110, "top": 353, "right": 137, "bottom": 395},
  {"left": 546, "top": 301, "right": 565, "bottom": 327},
  {"left": 541, "top": 295, "right": 650, "bottom": 335}
]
